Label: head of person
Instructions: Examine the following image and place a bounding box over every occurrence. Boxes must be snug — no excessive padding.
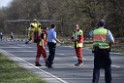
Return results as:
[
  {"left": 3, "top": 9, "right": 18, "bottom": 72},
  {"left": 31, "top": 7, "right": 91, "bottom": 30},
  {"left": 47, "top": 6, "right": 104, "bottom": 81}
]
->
[
  {"left": 51, "top": 24, "right": 55, "bottom": 29},
  {"left": 97, "top": 19, "right": 105, "bottom": 27},
  {"left": 74, "top": 24, "right": 80, "bottom": 31},
  {"left": 33, "top": 18, "right": 38, "bottom": 22}
]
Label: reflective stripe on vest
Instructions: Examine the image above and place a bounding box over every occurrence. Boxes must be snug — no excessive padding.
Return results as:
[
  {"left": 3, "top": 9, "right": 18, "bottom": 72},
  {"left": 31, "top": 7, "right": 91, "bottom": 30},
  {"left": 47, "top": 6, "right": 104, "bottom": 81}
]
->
[
  {"left": 93, "top": 27, "right": 110, "bottom": 49},
  {"left": 73, "top": 29, "right": 83, "bottom": 40},
  {"left": 76, "top": 43, "right": 83, "bottom": 48},
  {"left": 74, "top": 29, "right": 83, "bottom": 48},
  {"left": 39, "top": 40, "right": 43, "bottom": 46}
]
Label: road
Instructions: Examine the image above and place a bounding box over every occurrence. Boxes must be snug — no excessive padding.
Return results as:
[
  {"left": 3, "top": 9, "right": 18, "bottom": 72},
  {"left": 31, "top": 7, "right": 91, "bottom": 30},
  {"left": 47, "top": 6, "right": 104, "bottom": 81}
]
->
[{"left": 0, "top": 40, "right": 124, "bottom": 83}]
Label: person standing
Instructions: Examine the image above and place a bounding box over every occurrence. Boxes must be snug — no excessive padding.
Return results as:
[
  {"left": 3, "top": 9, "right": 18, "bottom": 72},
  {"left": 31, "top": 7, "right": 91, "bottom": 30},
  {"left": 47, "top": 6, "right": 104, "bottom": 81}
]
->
[
  {"left": 10, "top": 32, "right": 14, "bottom": 40},
  {"left": 0, "top": 32, "right": 3, "bottom": 40},
  {"left": 46, "top": 24, "right": 61, "bottom": 68},
  {"left": 25, "top": 25, "right": 35, "bottom": 44},
  {"left": 25, "top": 19, "right": 41, "bottom": 44},
  {"left": 35, "top": 29, "right": 47, "bottom": 66},
  {"left": 89, "top": 19, "right": 115, "bottom": 83},
  {"left": 71, "top": 24, "right": 84, "bottom": 66},
  {"left": 42, "top": 27, "right": 48, "bottom": 47}
]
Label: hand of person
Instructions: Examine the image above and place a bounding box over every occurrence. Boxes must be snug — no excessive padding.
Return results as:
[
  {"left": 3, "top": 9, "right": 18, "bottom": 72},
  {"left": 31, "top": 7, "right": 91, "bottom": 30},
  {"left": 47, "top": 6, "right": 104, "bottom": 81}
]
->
[{"left": 43, "top": 46, "right": 46, "bottom": 49}]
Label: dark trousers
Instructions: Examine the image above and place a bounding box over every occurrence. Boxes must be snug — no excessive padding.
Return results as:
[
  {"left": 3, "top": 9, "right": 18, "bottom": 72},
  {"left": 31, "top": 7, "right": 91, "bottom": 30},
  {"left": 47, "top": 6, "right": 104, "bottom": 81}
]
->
[
  {"left": 47, "top": 42, "right": 56, "bottom": 67},
  {"left": 0, "top": 35, "right": 2, "bottom": 40},
  {"left": 92, "top": 49, "right": 112, "bottom": 83}
]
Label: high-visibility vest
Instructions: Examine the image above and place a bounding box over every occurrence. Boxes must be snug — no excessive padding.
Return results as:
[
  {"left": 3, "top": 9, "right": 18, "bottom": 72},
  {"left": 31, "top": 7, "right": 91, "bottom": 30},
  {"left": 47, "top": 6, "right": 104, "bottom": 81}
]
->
[
  {"left": 39, "top": 40, "right": 43, "bottom": 46},
  {"left": 93, "top": 27, "right": 110, "bottom": 49},
  {"left": 30, "top": 22, "right": 42, "bottom": 43},
  {"left": 38, "top": 32, "right": 46, "bottom": 46},
  {"left": 73, "top": 29, "right": 83, "bottom": 48}
]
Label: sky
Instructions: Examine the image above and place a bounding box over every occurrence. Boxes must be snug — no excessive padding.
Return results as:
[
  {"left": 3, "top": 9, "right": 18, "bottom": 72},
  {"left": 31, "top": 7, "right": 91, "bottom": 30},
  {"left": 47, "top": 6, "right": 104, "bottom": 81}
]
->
[{"left": 0, "top": 0, "right": 12, "bottom": 7}]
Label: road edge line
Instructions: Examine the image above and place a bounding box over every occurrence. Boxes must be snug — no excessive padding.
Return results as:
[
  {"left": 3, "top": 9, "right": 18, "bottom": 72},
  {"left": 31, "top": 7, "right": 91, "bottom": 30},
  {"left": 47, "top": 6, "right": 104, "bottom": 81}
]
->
[{"left": 0, "top": 49, "right": 68, "bottom": 83}]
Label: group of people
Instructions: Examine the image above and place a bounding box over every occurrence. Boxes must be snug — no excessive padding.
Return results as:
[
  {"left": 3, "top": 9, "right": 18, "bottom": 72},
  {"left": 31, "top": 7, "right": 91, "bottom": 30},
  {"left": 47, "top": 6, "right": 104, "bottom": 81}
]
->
[
  {"left": 27, "top": 19, "right": 114, "bottom": 83},
  {"left": 26, "top": 19, "right": 84, "bottom": 68}
]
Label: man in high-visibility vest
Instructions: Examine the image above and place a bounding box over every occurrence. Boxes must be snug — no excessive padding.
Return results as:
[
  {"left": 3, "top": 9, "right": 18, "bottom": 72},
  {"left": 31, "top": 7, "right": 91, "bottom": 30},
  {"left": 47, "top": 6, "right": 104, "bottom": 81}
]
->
[
  {"left": 71, "top": 24, "right": 84, "bottom": 66},
  {"left": 25, "top": 19, "right": 41, "bottom": 44},
  {"left": 89, "top": 19, "right": 115, "bottom": 83},
  {"left": 31, "top": 19, "right": 42, "bottom": 43}
]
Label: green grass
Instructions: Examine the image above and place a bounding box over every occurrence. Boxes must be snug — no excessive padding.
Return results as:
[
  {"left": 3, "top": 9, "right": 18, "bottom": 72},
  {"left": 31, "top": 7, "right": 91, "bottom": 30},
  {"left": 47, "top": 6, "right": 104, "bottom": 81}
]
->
[
  {"left": 111, "top": 48, "right": 124, "bottom": 53},
  {"left": 83, "top": 44, "right": 124, "bottom": 53},
  {"left": 0, "top": 54, "right": 46, "bottom": 83}
]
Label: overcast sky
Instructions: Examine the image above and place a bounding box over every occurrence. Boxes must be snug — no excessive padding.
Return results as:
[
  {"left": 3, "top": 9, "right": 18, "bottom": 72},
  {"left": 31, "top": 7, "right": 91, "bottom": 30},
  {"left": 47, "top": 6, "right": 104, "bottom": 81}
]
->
[{"left": 0, "top": 0, "right": 12, "bottom": 7}]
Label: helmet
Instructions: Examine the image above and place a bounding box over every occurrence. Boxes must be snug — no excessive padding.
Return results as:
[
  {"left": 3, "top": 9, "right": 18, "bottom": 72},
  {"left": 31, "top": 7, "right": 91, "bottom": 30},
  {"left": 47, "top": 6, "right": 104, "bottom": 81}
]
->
[
  {"left": 33, "top": 18, "right": 38, "bottom": 22},
  {"left": 30, "top": 23, "right": 34, "bottom": 27}
]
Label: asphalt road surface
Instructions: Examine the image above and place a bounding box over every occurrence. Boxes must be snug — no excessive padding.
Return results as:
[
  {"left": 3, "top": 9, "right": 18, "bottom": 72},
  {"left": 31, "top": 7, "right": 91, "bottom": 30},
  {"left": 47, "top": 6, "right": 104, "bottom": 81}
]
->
[{"left": 0, "top": 40, "right": 124, "bottom": 83}]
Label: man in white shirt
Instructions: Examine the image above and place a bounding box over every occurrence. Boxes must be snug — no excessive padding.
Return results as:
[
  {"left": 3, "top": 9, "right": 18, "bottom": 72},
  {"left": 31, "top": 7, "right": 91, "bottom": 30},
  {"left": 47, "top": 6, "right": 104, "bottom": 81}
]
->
[{"left": 46, "top": 24, "right": 61, "bottom": 68}]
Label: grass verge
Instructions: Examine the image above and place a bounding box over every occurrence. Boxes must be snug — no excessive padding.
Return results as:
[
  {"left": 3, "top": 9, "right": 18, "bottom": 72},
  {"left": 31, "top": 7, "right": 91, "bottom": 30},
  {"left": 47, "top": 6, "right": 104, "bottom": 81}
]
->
[
  {"left": 111, "top": 48, "right": 124, "bottom": 53},
  {"left": 0, "top": 53, "right": 46, "bottom": 83},
  {"left": 84, "top": 44, "right": 124, "bottom": 53}
]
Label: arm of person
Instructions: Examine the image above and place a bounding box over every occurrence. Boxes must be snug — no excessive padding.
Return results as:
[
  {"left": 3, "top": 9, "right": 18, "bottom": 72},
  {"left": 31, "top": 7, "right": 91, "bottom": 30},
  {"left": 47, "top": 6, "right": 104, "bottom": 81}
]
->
[
  {"left": 107, "top": 30, "right": 115, "bottom": 44},
  {"left": 53, "top": 31, "right": 61, "bottom": 43},
  {"left": 89, "top": 30, "right": 93, "bottom": 37},
  {"left": 55, "top": 38, "right": 61, "bottom": 43},
  {"left": 42, "top": 39, "right": 46, "bottom": 49}
]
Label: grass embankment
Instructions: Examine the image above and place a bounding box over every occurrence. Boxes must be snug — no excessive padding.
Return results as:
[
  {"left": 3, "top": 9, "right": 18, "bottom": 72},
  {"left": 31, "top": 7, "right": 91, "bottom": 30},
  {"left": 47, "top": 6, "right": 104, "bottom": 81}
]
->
[{"left": 0, "top": 54, "right": 46, "bottom": 83}]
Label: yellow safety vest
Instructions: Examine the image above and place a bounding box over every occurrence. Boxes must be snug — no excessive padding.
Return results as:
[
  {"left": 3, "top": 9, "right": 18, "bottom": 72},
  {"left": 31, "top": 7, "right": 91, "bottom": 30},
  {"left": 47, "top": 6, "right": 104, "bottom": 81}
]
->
[{"left": 73, "top": 29, "right": 83, "bottom": 48}]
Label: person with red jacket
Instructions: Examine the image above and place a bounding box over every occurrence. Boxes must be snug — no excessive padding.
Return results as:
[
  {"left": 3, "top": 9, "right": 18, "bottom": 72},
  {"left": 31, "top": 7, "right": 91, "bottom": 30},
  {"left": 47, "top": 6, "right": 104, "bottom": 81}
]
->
[
  {"left": 71, "top": 24, "right": 84, "bottom": 66},
  {"left": 35, "top": 29, "right": 47, "bottom": 66},
  {"left": 42, "top": 27, "right": 48, "bottom": 47}
]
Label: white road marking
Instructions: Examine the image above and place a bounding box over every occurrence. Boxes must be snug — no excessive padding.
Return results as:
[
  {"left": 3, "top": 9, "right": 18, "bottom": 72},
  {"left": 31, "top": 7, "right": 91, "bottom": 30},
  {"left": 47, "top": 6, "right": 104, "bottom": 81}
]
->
[
  {"left": 112, "top": 65, "right": 121, "bottom": 68},
  {"left": 0, "top": 49, "right": 68, "bottom": 83},
  {"left": 6, "top": 51, "right": 36, "bottom": 53},
  {"left": 0, "top": 47, "right": 32, "bottom": 48},
  {"left": 56, "top": 53, "right": 65, "bottom": 55},
  {"left": 111, "top": 52, "right": 122, "bottom": 55},
  {"left": 62, "top": 46, "right": 73, "bottom": 48},
  {"left": 17, "top": 44, "right": 26, "bottom": 46},
  {"left": 17, "top": 44, "right": 34, "bottom": 48}
]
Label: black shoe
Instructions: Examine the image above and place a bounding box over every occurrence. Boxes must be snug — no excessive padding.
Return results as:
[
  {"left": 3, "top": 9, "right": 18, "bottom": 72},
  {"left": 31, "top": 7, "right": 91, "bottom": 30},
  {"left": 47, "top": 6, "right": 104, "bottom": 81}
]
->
[
  {"left": 25, "top": 42, "right": 28, "bottom": 44},
  {"left": 46, "top": 65, "right": 53, "bottom": 68},
  {"left": 48, "top": 66, "right": 53, "bottom": 68},
  {"left": 35, "top": 64, "right": 42, "bottom": 66},
  {"left": 75, "top": 62, "right": 83, "bottom": 66}
]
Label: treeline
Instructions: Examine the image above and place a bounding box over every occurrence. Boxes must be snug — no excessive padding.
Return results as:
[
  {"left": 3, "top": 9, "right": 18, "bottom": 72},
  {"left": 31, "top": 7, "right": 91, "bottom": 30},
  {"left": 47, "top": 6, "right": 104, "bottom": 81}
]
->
[{"left": 0, "top": 0, "right": 124, "bottom": 37}]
